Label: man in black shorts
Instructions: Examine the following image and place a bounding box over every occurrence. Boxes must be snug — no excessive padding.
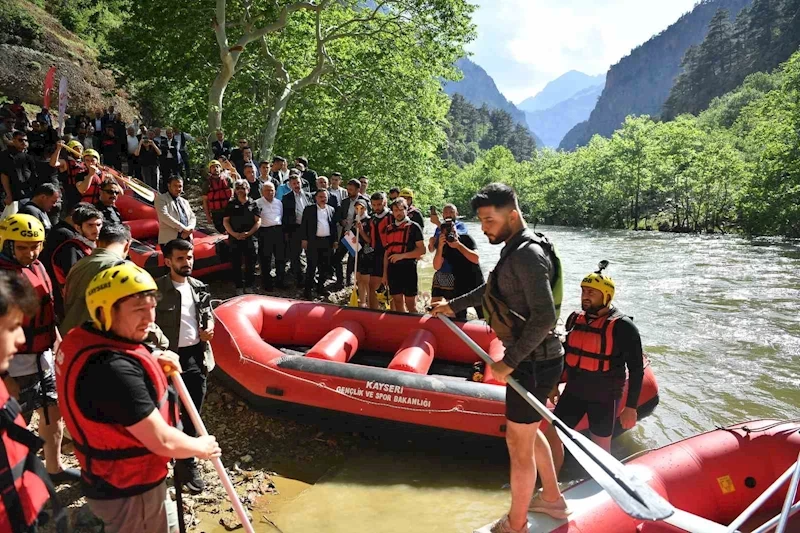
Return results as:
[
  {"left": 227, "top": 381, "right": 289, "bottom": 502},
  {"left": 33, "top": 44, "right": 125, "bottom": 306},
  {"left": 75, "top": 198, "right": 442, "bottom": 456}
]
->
[
  {"left": 544, "top": 263, "right": 644, "bottom": 473},
  {"left": 430, "top": 183, "right": 568, "bottom": 531},
  {"left": 382, "top": 197, "right": 424, "bottom": 313}
]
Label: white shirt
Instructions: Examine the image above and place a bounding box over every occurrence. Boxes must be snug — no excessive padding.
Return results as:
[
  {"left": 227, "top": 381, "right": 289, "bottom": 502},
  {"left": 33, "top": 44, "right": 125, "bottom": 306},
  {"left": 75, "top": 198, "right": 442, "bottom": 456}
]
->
[
  {"left": 294, "top": 191, "right": 309, "bottom": 224},
  {"left": 256, "top": 197, "right": 282, "bottom": 227},
  {"left": 172, "top": 279, "right": 200, "bottom": 347},
  {"left": 316, "top": 206, "right": 331, "bottom": 237},
  {"left": 126, "top": 135, "right": 139, "bottom": 155},
  {"left": 345, "top": 197, "right": 357, "bottom": 230},
  {"left": 330, "top": 187, "right": 347, "bottom": 203}
]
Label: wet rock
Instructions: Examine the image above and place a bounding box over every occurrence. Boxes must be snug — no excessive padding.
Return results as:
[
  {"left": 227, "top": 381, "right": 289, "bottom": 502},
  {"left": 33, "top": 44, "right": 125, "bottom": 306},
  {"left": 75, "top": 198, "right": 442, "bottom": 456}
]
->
[{"left": 73, "top": 506, "right": 104, "bottom": 530}]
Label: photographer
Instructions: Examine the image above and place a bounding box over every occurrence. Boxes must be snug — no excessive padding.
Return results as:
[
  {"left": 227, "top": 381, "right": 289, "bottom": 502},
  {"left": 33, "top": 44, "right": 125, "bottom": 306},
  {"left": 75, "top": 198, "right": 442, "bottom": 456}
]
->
[
  {"left": 135, "top": 132, "right": 161, "bottom": 191},
  {"left": 430, "top": 204, "right": 484, "bottom": 319}
]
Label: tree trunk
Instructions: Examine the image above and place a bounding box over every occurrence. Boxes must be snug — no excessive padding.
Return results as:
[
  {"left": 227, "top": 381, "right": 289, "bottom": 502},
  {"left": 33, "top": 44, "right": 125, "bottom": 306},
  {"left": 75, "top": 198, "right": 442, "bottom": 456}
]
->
[
  {"left": 206, "top": 54, "right": 236, "bottom": 157},
  {"left": 259, "top": 84, "right": 293, "bottom": 162}
]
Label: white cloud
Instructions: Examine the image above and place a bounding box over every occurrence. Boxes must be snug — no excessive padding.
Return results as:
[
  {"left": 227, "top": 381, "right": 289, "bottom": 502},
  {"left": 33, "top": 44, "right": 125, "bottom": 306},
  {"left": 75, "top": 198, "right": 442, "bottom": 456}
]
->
[{"left": 467, "top": 0, "right": 699, "bottom": 103}]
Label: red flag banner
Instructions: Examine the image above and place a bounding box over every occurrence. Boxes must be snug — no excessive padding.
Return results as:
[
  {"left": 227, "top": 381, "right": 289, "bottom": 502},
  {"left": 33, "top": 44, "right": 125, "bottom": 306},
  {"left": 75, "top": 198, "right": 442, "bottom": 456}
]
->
[{"left": 43, "top": 66, "right": 56, "bottom": 109}]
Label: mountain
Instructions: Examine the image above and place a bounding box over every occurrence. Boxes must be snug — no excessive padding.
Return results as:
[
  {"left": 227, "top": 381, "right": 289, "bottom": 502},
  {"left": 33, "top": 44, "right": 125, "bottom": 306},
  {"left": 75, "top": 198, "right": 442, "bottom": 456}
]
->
[
  {"left": 559, "top": 0, "right": 752, "bottom": 151},
  {"left": 524, "top": 83, "right": 604, "bottom": 148},
  {"left": 443, "top": 58, "right": 542, "bottom": 144},
  {"left": 518, "top": 71, "right": 605, "bottom": 112}
]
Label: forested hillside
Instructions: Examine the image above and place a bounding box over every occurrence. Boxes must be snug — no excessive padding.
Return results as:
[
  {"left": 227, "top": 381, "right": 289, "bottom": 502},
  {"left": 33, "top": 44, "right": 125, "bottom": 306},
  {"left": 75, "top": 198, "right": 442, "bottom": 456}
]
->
[
  {"left": 560, "top": 0, "right": 752, "bottom": 151},
  {"left": 442, "top": 94, "right": 537, "bottom": 165},
  {"left": 525, "top": 84, "right": 604, "bottom": 148},
  {"left": 445, "top": 50, "right": 800, "bottom": 237},
  {"left": 663, "top": 0, "right": 800, "bottom": 118}
]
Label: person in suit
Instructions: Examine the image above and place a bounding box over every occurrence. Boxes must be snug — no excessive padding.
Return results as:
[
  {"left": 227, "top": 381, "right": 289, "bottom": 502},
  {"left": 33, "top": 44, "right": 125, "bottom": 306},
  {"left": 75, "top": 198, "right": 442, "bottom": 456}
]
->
[
  {"left": 211, "top": 130, "right": 232, "bottom": 160},
  {"left": 333, "top": 179, "right": 370, "bottom": 286},
  {"left": 281, "top": 174, "right": 312, "bottom": 285},
  {"left": 159, "top": 128, "right": 181, "bottom": 189},
  {"left": 316, "top": 176, "right": 339, "bottom": 211},
  {"left": 155, "top": 175, "right": 196, "bottom": 245},
  {"left": 301, "top": 188, "right": 337, "bottom": 300},
  {"left": 294, "top": 157, "right": 317, "bottom": 193}
]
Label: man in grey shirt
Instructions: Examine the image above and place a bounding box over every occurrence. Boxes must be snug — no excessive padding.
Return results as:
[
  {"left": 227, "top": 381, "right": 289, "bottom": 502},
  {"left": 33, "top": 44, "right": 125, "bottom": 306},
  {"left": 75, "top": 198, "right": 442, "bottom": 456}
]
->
[{"left": 430, "top": 183, "right": 568, "bottom": 532}]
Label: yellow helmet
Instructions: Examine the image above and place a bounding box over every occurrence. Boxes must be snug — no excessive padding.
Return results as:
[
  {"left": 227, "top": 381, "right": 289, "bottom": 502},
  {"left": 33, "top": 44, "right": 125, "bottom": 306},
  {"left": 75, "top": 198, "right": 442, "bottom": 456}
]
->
[
  {"left": 66, "top": 140, "right": 83, "bottom": 153},
  {"left": 208, "top": 160, "right": 221, "bottom": 169},
  {"left": 86, "top": 262, "right": 158, "bottom": 331},
  {"left": 83, "top": 149, "right": 100, "bottom": 161},
  {"left": 580, "top": 260, "right": 615, "bottom": 306},
  {"left": 0, "top": 214, "right": 45, "bottom": 247}
]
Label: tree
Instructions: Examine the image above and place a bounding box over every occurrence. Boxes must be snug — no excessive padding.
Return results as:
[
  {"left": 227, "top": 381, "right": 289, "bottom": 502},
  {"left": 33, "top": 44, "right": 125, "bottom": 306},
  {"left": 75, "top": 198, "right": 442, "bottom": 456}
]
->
[{"left": 112, "top": 0, "right": 474, "bottom": 161}]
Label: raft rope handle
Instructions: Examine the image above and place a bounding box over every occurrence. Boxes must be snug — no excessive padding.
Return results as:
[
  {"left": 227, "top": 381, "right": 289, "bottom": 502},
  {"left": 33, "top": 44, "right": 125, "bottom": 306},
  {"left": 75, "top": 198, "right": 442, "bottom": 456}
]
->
[
  {"left": 715, "top": 419, "right": 800, "bottom": 434},
  {"left": 209, "top": 299, "right": 504, "bottom": 417}
]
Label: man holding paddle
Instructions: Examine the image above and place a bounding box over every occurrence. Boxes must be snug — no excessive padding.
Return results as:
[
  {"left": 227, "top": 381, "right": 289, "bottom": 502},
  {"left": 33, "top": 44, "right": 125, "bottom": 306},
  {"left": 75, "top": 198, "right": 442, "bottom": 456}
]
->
[
  {"left": 430, "top": 183, "right": 569, "bottom": 531},
  {"left": 56, "top": 262, "right": 221, "bottom": 533}
]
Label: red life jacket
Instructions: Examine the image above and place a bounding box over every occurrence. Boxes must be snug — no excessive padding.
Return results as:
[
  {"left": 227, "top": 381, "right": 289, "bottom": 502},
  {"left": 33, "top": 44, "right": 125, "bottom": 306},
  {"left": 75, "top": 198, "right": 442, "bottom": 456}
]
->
[
  {"left": 79, "top": 171, "right": 103, "bottom": 205},
  {"left": 0, "top": 258, "right": 56, "bottom": 354},
  {"left": 369, "top": 212, "right": 391, "bottom": 250},
  {"left": 50, "top": 237, "right": 94, "bottom": 293},
  {"left": 0, "top": 381, "right": 64, "bottom": 533},
  {"left": 563, "top": 309, "right": 622, "bottom": 372},
  {"left": 55, "top": 326, "right": 178, "bottom": 498},
  {"left": 383, "top": 219, "right": 419, "bottom": 257},
  {"left": 64, "top": 158, "right": 86, "bottom": 187},
  {"left": 205, "top": 176, "right": 232, "bottom": 212}
]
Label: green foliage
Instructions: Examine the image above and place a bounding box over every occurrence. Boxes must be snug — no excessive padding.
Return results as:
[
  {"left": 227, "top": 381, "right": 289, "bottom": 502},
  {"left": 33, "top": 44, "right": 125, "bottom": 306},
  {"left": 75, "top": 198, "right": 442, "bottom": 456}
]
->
[
  {"left": 442, "top": 94, "right": 537, "bottom": 165},
  {"left": 0, "top": 1, "right": 43, "bottom": 47},
  {"left": 664, "top": 0, "right": 800, "bottom": 119},
  {"left": 447, "top": 49, "right": 800, "bottom": 237},
  {"left": 45, "top": 0, "right": 131, "bottom": 54}
]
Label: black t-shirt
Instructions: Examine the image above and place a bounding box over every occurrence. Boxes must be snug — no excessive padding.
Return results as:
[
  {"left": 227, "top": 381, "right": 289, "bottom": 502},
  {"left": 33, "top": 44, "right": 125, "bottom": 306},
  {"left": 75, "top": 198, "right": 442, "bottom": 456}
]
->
[
  {"left": 223, "top": 198, "right": 260, "bottom": 233},
  {"left": 138, "top": 144, "right": 159, "bottom": 166},
  {"left": 443, "top": 233, "right": 485, "bottom": 296},
  {"left": 564, "top": 315, "right": 645, "bottom": 406},
  {"left": 408, "top": 207, "right": 424, "bottom": 230},
  {"left": 246, "top": 179, "right": 264, "bottom": 201},
  {"left": 0, "top": 147, "right": 38, "bottom": 200},
  {"left": 75, "top": 350, "right": 158, "bottom": 427},
  {"left": 17, "top": 199, "right": 51, "bottom": 232}
]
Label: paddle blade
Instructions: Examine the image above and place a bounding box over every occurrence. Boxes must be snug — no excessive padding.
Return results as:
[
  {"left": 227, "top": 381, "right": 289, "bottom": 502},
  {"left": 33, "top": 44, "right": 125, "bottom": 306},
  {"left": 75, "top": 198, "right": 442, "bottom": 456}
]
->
[
  {"left": 348, "top": 289, "right": 359, "bottom": 307},
  {"left": 553, "top": 419, "right": 674, "bottom": 521}
]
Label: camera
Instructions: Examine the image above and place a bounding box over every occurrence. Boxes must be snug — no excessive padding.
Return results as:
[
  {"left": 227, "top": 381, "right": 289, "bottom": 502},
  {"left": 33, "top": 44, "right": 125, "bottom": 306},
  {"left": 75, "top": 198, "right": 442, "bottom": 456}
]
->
[{"left": 441, "top": 218, "right": 457, "bottom": 243}]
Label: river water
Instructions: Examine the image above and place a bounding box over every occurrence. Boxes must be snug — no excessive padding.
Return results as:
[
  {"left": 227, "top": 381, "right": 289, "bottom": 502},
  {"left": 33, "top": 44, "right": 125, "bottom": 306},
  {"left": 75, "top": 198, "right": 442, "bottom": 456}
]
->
[{"left": 253, "top": 223, "right": 800, "bottom": 532}]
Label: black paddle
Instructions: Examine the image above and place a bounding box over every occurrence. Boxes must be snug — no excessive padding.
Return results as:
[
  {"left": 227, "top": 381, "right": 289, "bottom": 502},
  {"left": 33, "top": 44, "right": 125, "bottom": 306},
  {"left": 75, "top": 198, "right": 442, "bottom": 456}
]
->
[{"left": 435, "top": 314, "right": 674, "bottom": 521}]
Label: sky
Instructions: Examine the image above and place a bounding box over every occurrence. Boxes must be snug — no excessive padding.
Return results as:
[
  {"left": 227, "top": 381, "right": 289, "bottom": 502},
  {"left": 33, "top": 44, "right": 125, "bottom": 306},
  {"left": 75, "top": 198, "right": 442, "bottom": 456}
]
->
[{"left": 467, "top": 0, "right": 699, "bottom": 103}]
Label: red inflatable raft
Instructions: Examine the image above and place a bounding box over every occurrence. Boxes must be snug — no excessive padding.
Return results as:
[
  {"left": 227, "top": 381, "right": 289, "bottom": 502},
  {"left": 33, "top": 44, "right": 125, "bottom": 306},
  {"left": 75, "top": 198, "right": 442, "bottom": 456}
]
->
[
  {"left": 210, "top": 295, "right": 660, "bottom": 438},
  {"left": 112, "top": 178, "right": 230, "bottom": 278},
  {"left": 475, "top": 419, "right": 800, "bottom": 532}
]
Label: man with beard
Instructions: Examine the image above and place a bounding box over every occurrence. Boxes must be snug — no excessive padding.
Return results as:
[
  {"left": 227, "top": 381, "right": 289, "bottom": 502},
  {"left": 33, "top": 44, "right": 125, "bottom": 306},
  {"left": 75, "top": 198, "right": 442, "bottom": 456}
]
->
[
  {"left": 50, "top": 204, "right": 103, "bottom": 292},
  {"left": 381, "top": 197, "right": 424, "bottom": 313},
  {"left": 542, "top": 263, "right": 643, "bottom": 472},
  {"left": 94, "top": 179, "right": 124, "bottom": 225},
  {"left": 60, "top": 223, "right": 132, "bottom": 334},
  {"left": 366, "top": 192, "right": 391, "bottom": 309},
  {"left": 429, "top": 183, "right": 568, "bottom": 531},
  {"left": 155, "top": 239, "right": 215, "bottom": 494}
]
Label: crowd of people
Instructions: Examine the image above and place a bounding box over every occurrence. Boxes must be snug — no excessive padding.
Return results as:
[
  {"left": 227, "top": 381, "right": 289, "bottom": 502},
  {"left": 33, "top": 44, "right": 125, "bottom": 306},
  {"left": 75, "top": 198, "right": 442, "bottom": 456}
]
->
[{"left": 0, "top": 99, "right": 646, "bottom": 533}]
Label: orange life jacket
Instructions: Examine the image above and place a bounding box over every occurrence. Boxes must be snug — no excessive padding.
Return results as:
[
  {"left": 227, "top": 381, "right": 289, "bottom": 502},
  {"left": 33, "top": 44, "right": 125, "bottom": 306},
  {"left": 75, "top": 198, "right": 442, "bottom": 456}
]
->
[
  {"left": 563, "top": 309, "right": 623, "bottom": 372},
  {"left": 0, "top": 381, "right": 64, "bottom": 533},
  {"left": 205, "top": 176, "right": 232, "bottom": 212},
  {"left": 369, "top": 212, "right": 391, "bottom": 250},
  {"left": 383, "top": 219, "right": 420, "bottom": 257},
  {"left": 0, "top": 258, "right": 56, "bottom": 354},
  {"left": 55, "top": 326, "right": 179, "bottom": 499}
]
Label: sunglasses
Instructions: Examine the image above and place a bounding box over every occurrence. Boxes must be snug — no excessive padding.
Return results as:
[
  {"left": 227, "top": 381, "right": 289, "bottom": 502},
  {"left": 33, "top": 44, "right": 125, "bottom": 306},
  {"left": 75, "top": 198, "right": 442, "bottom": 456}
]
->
[{"left": 102, "top": 189, "right": 120, "bottom": 195}]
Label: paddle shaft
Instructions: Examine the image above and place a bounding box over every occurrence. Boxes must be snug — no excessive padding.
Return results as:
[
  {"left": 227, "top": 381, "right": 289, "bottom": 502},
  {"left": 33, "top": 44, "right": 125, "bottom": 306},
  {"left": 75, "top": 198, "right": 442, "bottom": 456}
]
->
[
  {"left": 436, "top": 314, "right": 675, "bottom": 522},
  {"left": 59, "top": 142, "right": 156, "bottom": 202},
  {"left": 169, "top": 371, "right": 255, "bottom": 533}
]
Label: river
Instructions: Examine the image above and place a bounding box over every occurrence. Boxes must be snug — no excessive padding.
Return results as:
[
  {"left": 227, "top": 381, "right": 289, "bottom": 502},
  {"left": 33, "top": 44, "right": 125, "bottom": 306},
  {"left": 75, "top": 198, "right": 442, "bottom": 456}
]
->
[{"left": 240, "top": 223, "right": 800, "bottom": 533}]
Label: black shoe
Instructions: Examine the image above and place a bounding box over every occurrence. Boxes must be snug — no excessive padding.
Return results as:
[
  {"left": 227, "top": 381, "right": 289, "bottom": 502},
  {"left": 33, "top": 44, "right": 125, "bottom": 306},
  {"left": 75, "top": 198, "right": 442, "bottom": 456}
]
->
[
  {"left": 174, "top": 460, "right": 205, "bottom": 494},
  {"left": 49, "top": 468, "right": 81, "bottom": 485}
]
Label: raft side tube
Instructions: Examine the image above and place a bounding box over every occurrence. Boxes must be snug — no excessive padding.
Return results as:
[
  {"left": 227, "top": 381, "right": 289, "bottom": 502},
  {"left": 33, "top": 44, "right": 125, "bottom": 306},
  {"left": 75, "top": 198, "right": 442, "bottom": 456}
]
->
[
  {"left": 307, "top": 321, "right": 365, "bottom": 363},
  {"left": 388, "top": 329, "right": 436, "bottom": 374}
]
